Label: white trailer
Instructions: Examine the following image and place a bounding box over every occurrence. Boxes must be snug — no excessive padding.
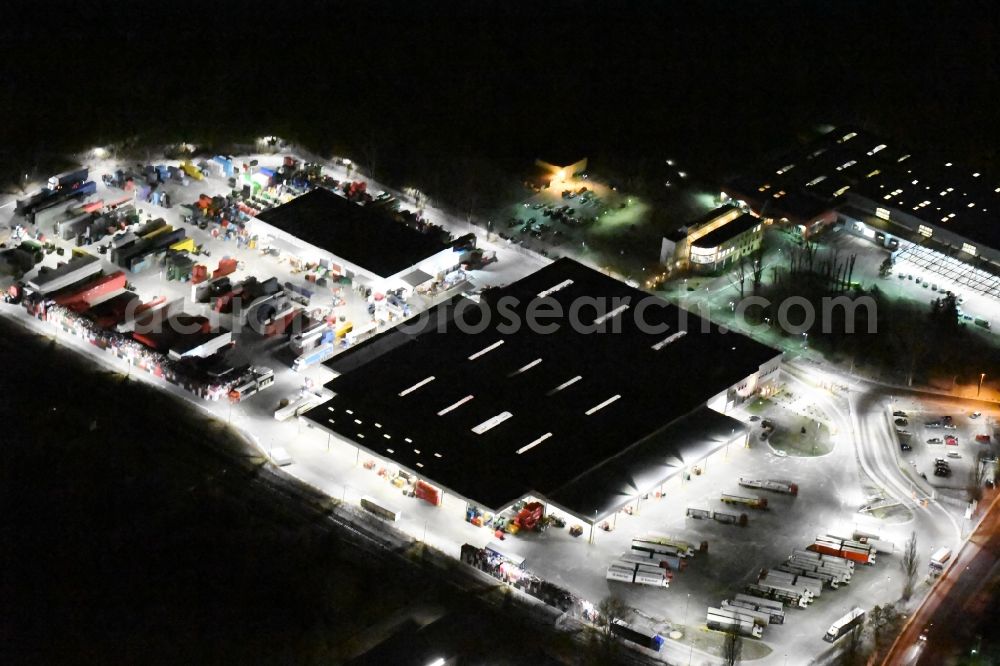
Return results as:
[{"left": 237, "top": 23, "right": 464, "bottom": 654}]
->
[
  {"left": 826, "top": 534, "right": 879, "bottom": 554},
  {"left": 733, "top": 594, "right": 786, "bottom": 624},
  {"left": 707, "top": 608, "right": 763, "bottom": 639},
  {"left": 745, "top": 583, "right": 809, "bottom": 608},
  {"left": 758, "top": 574, "right": 818, "bottom": 601},
  {"left": 793, "top": 548, "right": 855, "bottom": 570},
  {"left": 929, "top": 547, "right": 952, "bottom": 574},
  {"left": 853, "top": 530, "right": 896, "bottom": 553},
  {"left": 623, "top": 548, "right": 685, "bottom": 571},
  {"left": 788, "top": 556, "right": 852, "bottom": 582},
  {"left": 606, "top": 563, "right": 668, "bottom": 588},
  {"left": 721, "top": 601, "right": 772, "bottom": 626},
  {"left": 763, "top": 570, "right": 823, "bottom": 597},
  {"left": 777, "top": 563, "right": 842, "bottom": 589},
  {"left": 824, "top": 607, "right": 866, "bottom": 642}
]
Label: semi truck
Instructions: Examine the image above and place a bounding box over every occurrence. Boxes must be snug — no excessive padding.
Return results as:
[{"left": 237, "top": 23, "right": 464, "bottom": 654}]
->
[
  {"left": 823, "top": 607, "right": 865, "bottom": 643},
  {"left": 809, "top": 537, "right": 876, "bottom": 565},
  {"left": 929, "top": 547, "right": 952, "bottom": 575},
  {"left": 610, "top": 619, "right": 664, "bottom": 652},
  {"left": 720, "top": 494, "right": 768, "bottom": 510},
  {"left": 360, "top": 495, "right": 401, "bottom": 522},
  {"left": 706, "top": 608, "right": 764, "bottom": 639},
  {"left": 852, "top": 530, "right": 895, "bottom": 553},
  {"left": 739, "top": 478, "right": 799, "bottom": 496},
  {"left": 48, "top": 167, "right": 89, "bottom": 190},
  {"left": 745, "top": 583, "right": 809, "bottom": 609},
  {"left": 732, "top": 594, "right": 786, "bottom": 624}
]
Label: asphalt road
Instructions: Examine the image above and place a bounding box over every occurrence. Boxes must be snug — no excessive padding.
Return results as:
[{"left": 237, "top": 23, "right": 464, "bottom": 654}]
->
[{"left": 883, "top": 489, "right": 1000, "bottom": 665}]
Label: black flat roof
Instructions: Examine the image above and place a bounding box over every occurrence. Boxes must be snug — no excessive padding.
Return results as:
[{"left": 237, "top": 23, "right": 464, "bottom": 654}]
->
[
  {"left": 691, "top": 212, "right": 760, "bottom": 249},
  {"left": 255, "top": 188, "right": 450, "bottom": 278},
  {"left": 305, "top": 259, "right": 778, "bottom": 516}
]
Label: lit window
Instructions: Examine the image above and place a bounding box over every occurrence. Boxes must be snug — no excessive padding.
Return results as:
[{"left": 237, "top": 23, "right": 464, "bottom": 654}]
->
[
  {"left": 876, "top": 208, "right": 892, "bottom": 221},
  {"left": 962, "top": 243, "right": 977, "bottom": 256},
  {"left": 918, "top": 225, "right": 933, "bottom": 237}
]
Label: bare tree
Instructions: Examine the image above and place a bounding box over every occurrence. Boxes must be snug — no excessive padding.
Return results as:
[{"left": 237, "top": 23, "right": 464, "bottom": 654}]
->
[
  {"left": 597, "top": 595, "right": 629, "bottom": 644},
  {"left": 900, "top": 531, "right": 920, "bottom": 601},
  {"left": 722, "top": 625, "right": 743, "bottom": 666},
  {"left": 968, "top": 451, "right": 991, "bottom": 503},
  {"left": 838, "top": 624, "right": 867, "bottom": 666},
  {"left": 868, "top": 603, "right": 902, "bottom": 659},
  {"left": 729, "top": 256, "right": 747, "bottom": 300},
  {"left": 751, "top": 250, "right": 765, "bottom": 294}
]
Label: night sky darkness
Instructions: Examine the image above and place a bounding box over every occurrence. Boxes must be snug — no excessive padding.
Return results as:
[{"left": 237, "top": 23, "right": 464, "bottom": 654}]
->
[{"left": 1, "top": 0, "right": 997, "bottom": 186}]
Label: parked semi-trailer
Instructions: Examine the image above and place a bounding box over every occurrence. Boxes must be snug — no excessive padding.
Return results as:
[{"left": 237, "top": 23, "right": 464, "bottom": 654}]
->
[
  {"left": 720, "top": 601, "right": 772, "bottom": 627},
  {"left": 792, "top": 548, "right": 855, "bottom": 570},
  {"left": 745, "top": 583, "right": 808, "bottom": 608},
  {"left": 776, "top": 563, "right": 842, "bottom": 589},
  {"left": 826, "top": 534, "right": 878, "bottom": 553},
  {"left": 606, "top": 561, "right": 669, "bottom": 588},
  {"left": 631, "top": 538, "right": 690, "bottom": 561},
  {"left": 787, "top": 556, "right": 852, "bottom": 583},
  {"left": 634, "top": 533, "right": 696, "bottom": 557},
  {"left": 707, "top": 608, "right": 764, "bottom": 639},
  {"left": 761, "top": 570, "right": 822, "bottom": 598},
  {"left": 48, "top": 167, "right": 89, "bottom": 190},
  {"left": 745, "top": 583, "right": 809, "bottom": 609},
  {"left": 739, "top": 478, "right": 799, "bottom": 496},
  {"left": 616, "top": 552, "right": 679, "bottom": 577},
  {"left": 823, "top": 607, "right": 866, "bottom": 643},
  {"left": 852, "top": 530, "right": 895, "bottom": 553},
  {"left": 732, "top": 594, "right": 786, "bottom": 624},
  {"left": 809, "top": 537, "right": 876, "bottom": 565},
  {"left": 720, "top": 493, "right": 768, "bottom": 510},
  {"left": 623, "top": 548, "right": 686, "bottom": 572}
]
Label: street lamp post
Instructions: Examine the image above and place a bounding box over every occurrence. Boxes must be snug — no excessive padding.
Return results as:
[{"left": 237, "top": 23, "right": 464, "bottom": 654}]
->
[{"left": 978, "top": 372, "right": 986, "bottom": 397}]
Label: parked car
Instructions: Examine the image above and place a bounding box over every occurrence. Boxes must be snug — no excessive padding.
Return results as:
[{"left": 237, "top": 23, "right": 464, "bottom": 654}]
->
[
  {"left": 893, "top": 410, "right": 908, "bottom": 417},
  {"left": 947, "top": 451, "right": 962, "bottom": 459},
  {"left": 971, "top": 411, "right": 982, "bottom": 419},
  {"left": 926, "top": 421, "right": 942, "bottom": 428},
  {"left": 943, "top": 423, "right": 958, "bottom": 430},
  {"left": 976, "top": 434, "right": 991, "bottom": 443},
  {"left": 927, "top": 438, "right": 943, "bottom": 445},
  {"left": 897, "top": 429, "right": 912, "bottom": 437},
  {"left": 900, "top": 442, "right": 913, "bottom": 451},
  {"left": 942, "top": 416, "right": 954, "bottom": 424},
  {"left": 934, "top": 467, "right": 951, "bottom": 477},
  {"left": 945, "top": 435, "right": 959, "bottom": 446},
  {"left": 895, "top": 418, "right": 908, "bottom": 426}
]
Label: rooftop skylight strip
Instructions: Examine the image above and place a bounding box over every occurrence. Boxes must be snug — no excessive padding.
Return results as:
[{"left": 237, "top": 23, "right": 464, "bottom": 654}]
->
[
  {"left": 651, "top": 330, "right": 686, "bottom": 351},
  {"left": 550, "top": 375, "right": 582, "bottom": 394},
  {"left": 517, "top": 432, "right": 553, "bottom": 455},
  {"left": 514, "top": 358, "right": 543, "bottom": 374},
  {"left": 585, "top": 394, "right": 621, "bottom": 416},
  {"left": 537, "top": 279, "right": 574, "bottom": 299},
  {"left": 472, "top": 411, "right": 513, "bottom": 435},
  {"left": 468, "top": 340, "right": 504, "bottom": 360},
  {"left": 398, "top": 375, "right": 435, "bottom": 396},
  {"left": 593, "top": 304, "right": 630, "bottom": 326},
  {"left": 437, "top": 395, "right": 475, "bottom": 416}
]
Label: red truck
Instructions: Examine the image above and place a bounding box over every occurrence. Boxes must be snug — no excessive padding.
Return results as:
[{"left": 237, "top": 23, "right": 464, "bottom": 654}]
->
[{"left": 808, "top": 537, "right": 876, "bottom": 565}]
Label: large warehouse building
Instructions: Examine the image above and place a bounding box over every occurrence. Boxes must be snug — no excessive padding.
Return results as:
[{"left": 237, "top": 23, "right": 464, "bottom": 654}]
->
[
  {"left": 303, "top": 258, "right": 781, "bottom": 529},
  {"left": 248, "top": 188, "right": 460, "bottom": 291},
  {"left": 724, "top": 126, "right": 1000, "bottom": 298}
]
